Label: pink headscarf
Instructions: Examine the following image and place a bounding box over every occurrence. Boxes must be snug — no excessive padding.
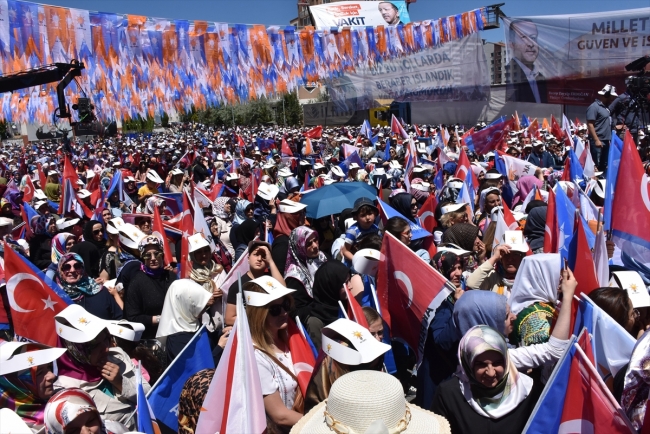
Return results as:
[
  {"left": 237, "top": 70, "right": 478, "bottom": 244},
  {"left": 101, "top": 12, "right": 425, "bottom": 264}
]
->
[{"left": 513, "top": 175, "right": 542, "bottom": 206}]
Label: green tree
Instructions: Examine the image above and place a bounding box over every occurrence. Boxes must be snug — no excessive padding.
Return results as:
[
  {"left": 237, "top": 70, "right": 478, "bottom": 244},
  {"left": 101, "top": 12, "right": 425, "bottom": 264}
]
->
[
  {"left": 276, "top": 92, "right": 303, "bottom": 126},
  {"left": 161, "top": 112, "right": 170, "bottom": 128}
]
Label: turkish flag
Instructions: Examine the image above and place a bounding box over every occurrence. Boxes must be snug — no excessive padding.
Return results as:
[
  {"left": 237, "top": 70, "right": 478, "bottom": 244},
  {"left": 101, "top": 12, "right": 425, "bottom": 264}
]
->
[
  {"left": 612, "top": 130, "right": 650, "bottom": 249},
  {"left": 391, "top": 114, "right": 409, "bottom": 139},
  {"left": 569, "top": 212, "right": 599, "bottom": 298},
  {"left": 550, "top": 114, "right": 564, "bottom": 142},
  {"left": 417, "top": 194, "right": 438, "bottom": 233},
  {"left": 3, "top": 243, "right": 72, "bottom": 346},
  {"left": 376, "top": 233, "right": 454, "bottom": 358},
  {"left": 37, "top": 163, "right": 47, "bottom": 189},
  {"left": 281, "top": 137, "right": 293, "bottom": 157},
  {"left": 153, "top": 206, "right": 173, "bottom": 267},
  {"left": 179, "top": 191, "right": 195, "bottom": 278},
  {"left": 544, "top": 188, "right": 559, "bottom": 253},
  {"left": 455, "top": 148, "right": 478, "bottom": 187},
  {"left": 559, "top": 345, "right": 632, "bottom": 433},
  {"left": 23, "top": 176, "right": 36, "bottom": 202},
  {"left": 287, "top": 319, "right": 316, "bottom": 397},
  {"left": 304, "top": 126, "right": 322, "bottom": 139},
  {"left": 345, "top": 284, "right": 368, "bottom": 328}
]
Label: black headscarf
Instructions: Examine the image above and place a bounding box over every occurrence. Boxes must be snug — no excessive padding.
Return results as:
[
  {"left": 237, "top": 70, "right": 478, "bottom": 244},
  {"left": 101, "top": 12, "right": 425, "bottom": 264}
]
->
[
  {"left": 390, "top": 192, "right": 416, "bottom": 223},
  {"left": 523, "top": 206, "right": 547, "bottom": 251},
  {"left": 310, "top": 261, "right": 350, "bottom": 326},
  {"left": 236, "top": 219, "right": 259, "bottom": 246},
  {"left": 69, "top": 220, "right": 105, "bottom": 278},
  {"left": 83, "top": 220, "right": 107, "bottom": 250},
  {"left": 442, "top": 223, "right": 479, "bottom": 251}
]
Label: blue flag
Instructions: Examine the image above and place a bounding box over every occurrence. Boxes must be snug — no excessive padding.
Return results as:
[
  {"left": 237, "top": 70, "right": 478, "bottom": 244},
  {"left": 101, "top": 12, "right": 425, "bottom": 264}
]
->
[
  {"left": 384, "top": 139, "right": 391, "bottom": 161},
  {"left": 148, "top": 326, "right": 214, "bottom": 432},
  {"left": 494, "top": 152, "right": 514, "bottom": 207},
  {"left": 567, "top": 149, "right": 584, "bottom": 184},
  {"left": 603, "top": 134, "right": 623, "bottom": 232},
  {"left": 338, "top": 150, "right": 364, "bottom": 176},
  {"left": 360, "top": 119, "right": 372, "bottom": 138},
  {"left": 377, "top": 198, "right": 430, "bottom": 241},
  {"left": 520, "top": 114, "right": 530, "bottom": 128},
  {"left": 554, "top": 184, "right": 576, "bottom": 262}
]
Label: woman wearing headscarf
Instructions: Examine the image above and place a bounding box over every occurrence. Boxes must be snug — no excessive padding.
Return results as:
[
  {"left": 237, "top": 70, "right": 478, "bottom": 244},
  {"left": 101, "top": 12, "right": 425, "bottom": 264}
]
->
[
  {"left": 278, "top": 176, "right": 300, "bottom": 200},
  {"left": 57, "top": 253, "right": 123, "bottom": 320},
  {"left": 431, "top": 325, "right": 540, "bottom": 434},
  {"left": 508, "top": 253, "right": 561, "bottom": 347},
  {"left": 299, "top": 261, "right": 351, "bottom": 349},
  {"left": 466, "top": 242, "right": 527, "bottom": 297},
  {"left": 156, "top": 279, "right": 214, "bottom": 364},
  {"left": 233, "top": 218, "right": 259, "bottom": 261},
  {"left": 284, "top": 226, "right": 328, "bottom": 316},
  {"left": 409, "top": 178, "right": 430, "bottom": 206},
  {"left": 212, "top": 197, "right": 237, "bottom": 255},
  {"left": 44, "top": 388, "right": 113, "bottom": 434},
  {"left": 442, "top": 222, "right": 486, "bottom": 270},
  {"left": 621, "top": 330, "right": 650, "bottom": 431},
  {"left": 54, "top": 308, "right": 148, "bottom": 430},
  {"left": 228, "top": 199, "right": 253, "bottom": 253},
  {"left": 390, "top": 192, "right": 420, "bottom": 224},
  {"left": 271, "top": 200, "right": 307, "bottom": 273},
  {"left": 205, "top": 216, "right": 233, "bottom": 272},
  {"left": 0, "top": 342, "right": 66, "bottom": 433},
  {"left": 45, "top": 232, "right": 76, "bottom": 280},
  {"left": 70, "top": 220, "right": 106, "bottom": 279},
  {"left": 144, "top": 196, "right": 166, "bottom": 216},
  {"left": 28, "top": 215, "right": 57, "bottom": 270},
  {"left": 475, "top": 187, "right": 502, "bottom": 232},
  {"left": 123, "top": 234, "right": 177, "bottom": 340},
  {"left": 523, "top": 206, "right": 547, "bottom": 254},
  {"left": 512, "top": 175, "right": 542, "bottom": 208}
]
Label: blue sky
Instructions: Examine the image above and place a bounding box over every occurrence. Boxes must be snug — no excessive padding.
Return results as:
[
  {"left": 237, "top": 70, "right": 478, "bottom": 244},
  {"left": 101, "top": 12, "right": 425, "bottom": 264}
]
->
[{"left": 43, "top": 0, "right": 649, "bottom": 42}]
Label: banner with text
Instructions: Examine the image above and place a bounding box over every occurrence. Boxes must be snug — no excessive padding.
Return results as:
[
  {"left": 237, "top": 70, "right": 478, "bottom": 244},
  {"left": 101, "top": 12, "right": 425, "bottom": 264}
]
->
[
  {"left": 326, "top": 32, "right": 490, "bottom": 111},
  {"left": 310, "top": 1, "right": 410, "bottom": 28},
  {"left": 503, "top": 8, "right": 650, "bottom": 105}
]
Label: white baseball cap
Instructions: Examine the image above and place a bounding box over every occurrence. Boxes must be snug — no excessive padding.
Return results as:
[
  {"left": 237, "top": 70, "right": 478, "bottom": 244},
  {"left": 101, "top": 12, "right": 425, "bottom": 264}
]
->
[
  {"left": 188, "top": 232, "right": 210, "bottom": 253},
  {"left": 117, "top": 223, "right": 147, "bottom": 249},
  {"left": 441, "top": 202, "right": 466, "bottom": 214},
  {"left": 321, "top": 318, "right": 391, "bottom": 366},
  {"left": 170, "top": 168, "right": 184, "bottom": 176},
  {"left": 244, "top": 276, "right": 295, "bottom": 307},
  {"left": 77, "top": 189, "right": 91, "bottom": 199}
]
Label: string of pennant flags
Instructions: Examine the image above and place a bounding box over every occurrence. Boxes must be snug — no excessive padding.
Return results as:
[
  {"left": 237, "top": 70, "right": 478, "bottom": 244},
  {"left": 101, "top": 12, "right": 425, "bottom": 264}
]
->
[{"left": 0, "top": 0, "right": 487, "bottom": 124}]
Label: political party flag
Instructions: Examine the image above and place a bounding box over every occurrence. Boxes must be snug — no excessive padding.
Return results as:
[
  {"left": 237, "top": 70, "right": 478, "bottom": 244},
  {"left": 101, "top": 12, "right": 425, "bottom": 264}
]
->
[
  {"left": 604, "top": 134, "right": 623, "bottom": 231},
  {"left": 148, "top": 326, "right": 214, "bottom": 432},
  {"left": 574, "top": 294, "right": 636, "bottom": 382},
  {"left": 295, "top": 316, "right": 318, "bottom": 359},
  {"left": 60, "top": 178, "right": 93, "bottom": 220},
  {"left": 376, "top": 232, "right": 455, "bottom": 362},
  {"left": 543, "top": 187, "right": 558, "bottom": 254},
  {"left": 219, "top": 249, "right": 251, "bottom": 302},
  {"left": 193, "top": 197, "right": 216, "bottom": 251},
  {"left": 376, "top": 198, "right": 430, "bottom": 241},
  {"left": 567, "top": 148, "right": 585, "bottom": 184},
  {"left": 3, "top": 242, "right": 73, "bottom": 346},
  {"left": 611, "top": 130, "right": 650, "bottom": 263},
  {"left": 559, "top": 343, "right": 634, "bottom": 433},
  {"left": 304, "top": 125, "right": 323, "bottom": 139},
  {"left": 136, "top": 363, "right": 160, "bottom": 434},
  {"left": 23, "top": 176, "right": 36, "bottom": 202},
  {"left": 497, "top": 151, "right": 539, "bottom": 201},
  {"left": 304, "top": 137, "right": 314, "bottom": 155},
  {"left": 464, "top": 118, "right": 514, "bottom": 155},
  {"left": 287, "top": 318, "right": 316, "bottom": 397},
  {"left": 153, "top": 206, "right": 172, "bottom": 267},
  {"left": 520, "top": 114, "right": 530, "bottom": 128},
  {"left": 360, "top": 119, "right": 373, "bottom": 139},
  {"left": 104, "top": 168, "right": 133, "bottom": 207},
  {"left": 593, "top": 229, "right": 609, "bottom": 288},
  {"left": 384, "top": 138, "right": 391, "bottom": 161},
  {"left": 179, "top": 191, "right": 194, "bottom": 278},
  {"left": 417, "top": 193, "right": 438, "bottom": 233},
  {"left": 491, "top": 209, "right": 509, "bottom": 254},
  {"left": 554, "top": 183, "right": 577, "bottom": 261},
  {"left": 345, "top": 284, "right": 369, "bottom": 328},
  {"left": 196, "top": 292, "right": 266, "bottom": 434},
  {"left": 391, "top": 114, "right": 409, "bottom": 139}
]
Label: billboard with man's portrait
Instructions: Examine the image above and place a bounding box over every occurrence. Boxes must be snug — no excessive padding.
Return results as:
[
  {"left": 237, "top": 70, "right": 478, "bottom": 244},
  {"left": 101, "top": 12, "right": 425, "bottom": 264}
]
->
[
  {"left": 503, "top": 8, "right": 650, "bottom": 105},
  {"left": 310, "top": 1, "right": 410, "bottom": 28}
]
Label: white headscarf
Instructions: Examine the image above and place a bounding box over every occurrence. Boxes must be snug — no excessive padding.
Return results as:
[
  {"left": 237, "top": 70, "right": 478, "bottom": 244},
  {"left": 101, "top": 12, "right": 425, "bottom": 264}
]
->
[
  {"left": 156, "top": 279, "right": 212, "bottom": 342},
  {"left": 509, "top": 253, "right": 561, "bottom": 315}
]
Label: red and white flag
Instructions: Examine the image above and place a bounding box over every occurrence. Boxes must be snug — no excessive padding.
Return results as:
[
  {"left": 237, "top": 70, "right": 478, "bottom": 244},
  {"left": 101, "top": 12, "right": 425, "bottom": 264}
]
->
[
  {"left": 287, "top": 318, "right": 316, "bottom": 396},
  {"left": 390, "top": 114, "right": 408, "bottom": 140},
  {"left": 376, "top": 232, "right": 454, "bottom": 361},
  {"left": 196, "top": 292, "right": 266, "bottom": 434},
  {"left": 559, "top": 343, "right": 634, "bottom": 433},
  {"left": 153, "top": 206, "right": 173, "bottom": 267},
  {"left": 219, "top": 250, "right": 251, "bottom": 302},
  {"left": 417, "top": 194, "right": 438, "bottom": 233},
  {"left": 23, "top": 176, "right": 36, "bottom": 202}
]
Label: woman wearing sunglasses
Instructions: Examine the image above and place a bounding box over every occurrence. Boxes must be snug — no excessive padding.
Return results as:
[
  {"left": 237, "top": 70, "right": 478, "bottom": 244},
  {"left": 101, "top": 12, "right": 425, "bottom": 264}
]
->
[
  {"left": 124, "top": 234, "right": 177, "bottom": 340},
  {"left": 244, "top": 276, "right": 304, "bottom": 431},
  {"left": 56, "top": 253, "right": 122, "bottom": 321}
]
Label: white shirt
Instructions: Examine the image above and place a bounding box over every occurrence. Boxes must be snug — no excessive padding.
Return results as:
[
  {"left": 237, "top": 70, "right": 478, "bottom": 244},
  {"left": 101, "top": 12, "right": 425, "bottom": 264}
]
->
[
  {"left": 513, "top": 57, "right": 542, "bottom": 103},
  {"left": 255, "top": 348, "right": 298, "bottom": 409}
]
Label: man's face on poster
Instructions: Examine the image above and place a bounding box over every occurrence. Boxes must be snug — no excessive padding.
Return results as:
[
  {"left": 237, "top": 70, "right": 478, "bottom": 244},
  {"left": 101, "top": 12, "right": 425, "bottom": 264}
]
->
[
  {"left": 378, "top": 2, "right": 399, "bottom": 25},
  {"left": 511, "top": 21, "right": 539, "bottom": 66}
]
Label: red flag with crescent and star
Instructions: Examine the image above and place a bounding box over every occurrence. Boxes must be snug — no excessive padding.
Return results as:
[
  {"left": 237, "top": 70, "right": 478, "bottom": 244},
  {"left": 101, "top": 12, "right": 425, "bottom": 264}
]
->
[
  {"left": 376, "top": 232, "right": 454, "bottom": 361},
  {"left": 23, "top": 176, "right": 36, "bottom": 202},
  {"left": 3, "top": 242, "right": 72, "bottom": 346},
  {"left": 417, "top": 193, "right": 438, "bottom": 233}
]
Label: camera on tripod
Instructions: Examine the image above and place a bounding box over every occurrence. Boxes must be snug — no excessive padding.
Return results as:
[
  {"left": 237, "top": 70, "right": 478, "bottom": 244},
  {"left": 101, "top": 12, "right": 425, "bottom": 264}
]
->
[{"left": 625, "top": 75, "right": 650, "bottom": 100}]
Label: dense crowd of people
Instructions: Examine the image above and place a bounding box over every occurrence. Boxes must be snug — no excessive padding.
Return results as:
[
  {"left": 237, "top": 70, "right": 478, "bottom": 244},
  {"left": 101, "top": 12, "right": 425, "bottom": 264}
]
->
[{"left": 1, "top": 87, "right": 649, "bottom": 433}]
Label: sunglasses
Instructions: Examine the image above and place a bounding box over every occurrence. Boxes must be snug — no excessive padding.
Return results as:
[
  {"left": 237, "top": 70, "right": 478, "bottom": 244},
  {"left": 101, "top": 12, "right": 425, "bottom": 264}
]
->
[
  {"left": 268, "top": 299, "right": 291, "bottom": 317},
  {"left": 142, "top": 251, "right": 164, "bottom": 261},
  {"left": 62, "top": 262, "right": 83, "bottom": 272},
  {"left": 93, "top": 229, "right": 104, "bottom": 235}
]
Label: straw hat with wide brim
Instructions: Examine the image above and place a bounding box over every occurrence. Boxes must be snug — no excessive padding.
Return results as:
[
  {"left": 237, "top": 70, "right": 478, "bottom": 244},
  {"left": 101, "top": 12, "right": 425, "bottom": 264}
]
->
[{"left": 290, "top": 371, "right": 450, "bottom": 434}]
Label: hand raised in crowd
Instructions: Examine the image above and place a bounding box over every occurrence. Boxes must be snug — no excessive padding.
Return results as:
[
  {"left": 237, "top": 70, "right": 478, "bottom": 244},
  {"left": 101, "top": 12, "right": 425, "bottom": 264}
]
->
[
  {"left": 219, "top": 326, "right": 233, "bottom": 349},
  {"left": 560, "top": 267, "right": 578, "bottom": 297}
]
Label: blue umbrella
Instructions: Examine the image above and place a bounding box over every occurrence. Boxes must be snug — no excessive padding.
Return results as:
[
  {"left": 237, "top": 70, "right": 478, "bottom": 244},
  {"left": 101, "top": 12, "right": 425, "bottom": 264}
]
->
[{"left": 300, "top": 182, "right": 377, "bottom": 219}]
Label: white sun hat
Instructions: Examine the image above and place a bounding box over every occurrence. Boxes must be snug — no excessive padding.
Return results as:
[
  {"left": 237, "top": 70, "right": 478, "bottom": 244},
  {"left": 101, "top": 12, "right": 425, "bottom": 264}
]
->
[
  {"left": 54, "top": 304, "right": 109, "bottom": 343},
  {"left": 609, "top": 271, "right": 650, "bottom": 308},
  {"left": 501, "top": 230, "right": 529, "bottom": 253},
  {"left": 278, "top": 167, "right": 293, "bottom": 177},
  {"left": 106, "top": 320, "right": 146, "bottom": 342},
  {"left": 257, "top": 182, "right": 279, "bottom": 201},
  {"left": 117, "top": 223, "right": 147, "bottom": 250},
  {"left": 188, "top": 232, "right": 210, "bottom": 253},
  {"left": 321, "top": 318, "right": 391, "bottom": 366},
  {"left": 106, "top": 217, "right": 126, "bottom": 235},
  {"left": 0, "top": 341, "right": 66, "bottom": 376},
  {"left": 331, "top": 166, "right": 345, "bottom": 178},
  {"left": 278, "top": 199, "right": 307, "bottom": 214},
  {"left": 290, "top": 370, "right": 451, "bottom": 434},
  {"left": 243, "top": 276, "right": 295, "bottom": 307},
  {"left": 440, "top": 202, "right": 466, "bottom": 215},
  {"left": 352, "top": 248, "right": 383, "bottom": 277},
  {"left": 146, "top": 170, "right": 164, "bottom": 184}
]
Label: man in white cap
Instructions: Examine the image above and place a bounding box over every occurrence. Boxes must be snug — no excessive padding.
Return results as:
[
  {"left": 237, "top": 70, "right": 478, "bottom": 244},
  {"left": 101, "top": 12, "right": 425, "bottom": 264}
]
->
[
  {"left": 587, "top": 84, "right": 617, "bottom": 172},
  {"left": 138, "top": 170, "right": 164, "bottom": 202}
]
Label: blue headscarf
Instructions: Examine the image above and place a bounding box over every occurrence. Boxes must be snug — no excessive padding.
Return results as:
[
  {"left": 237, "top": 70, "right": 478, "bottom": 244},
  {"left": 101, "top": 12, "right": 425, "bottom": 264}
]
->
[
  {"left": 453, "top": 290, "right": 508, "bottom": 339},
  {"left": 233, "top": 200, "right": 251, "bottom": 225}
]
